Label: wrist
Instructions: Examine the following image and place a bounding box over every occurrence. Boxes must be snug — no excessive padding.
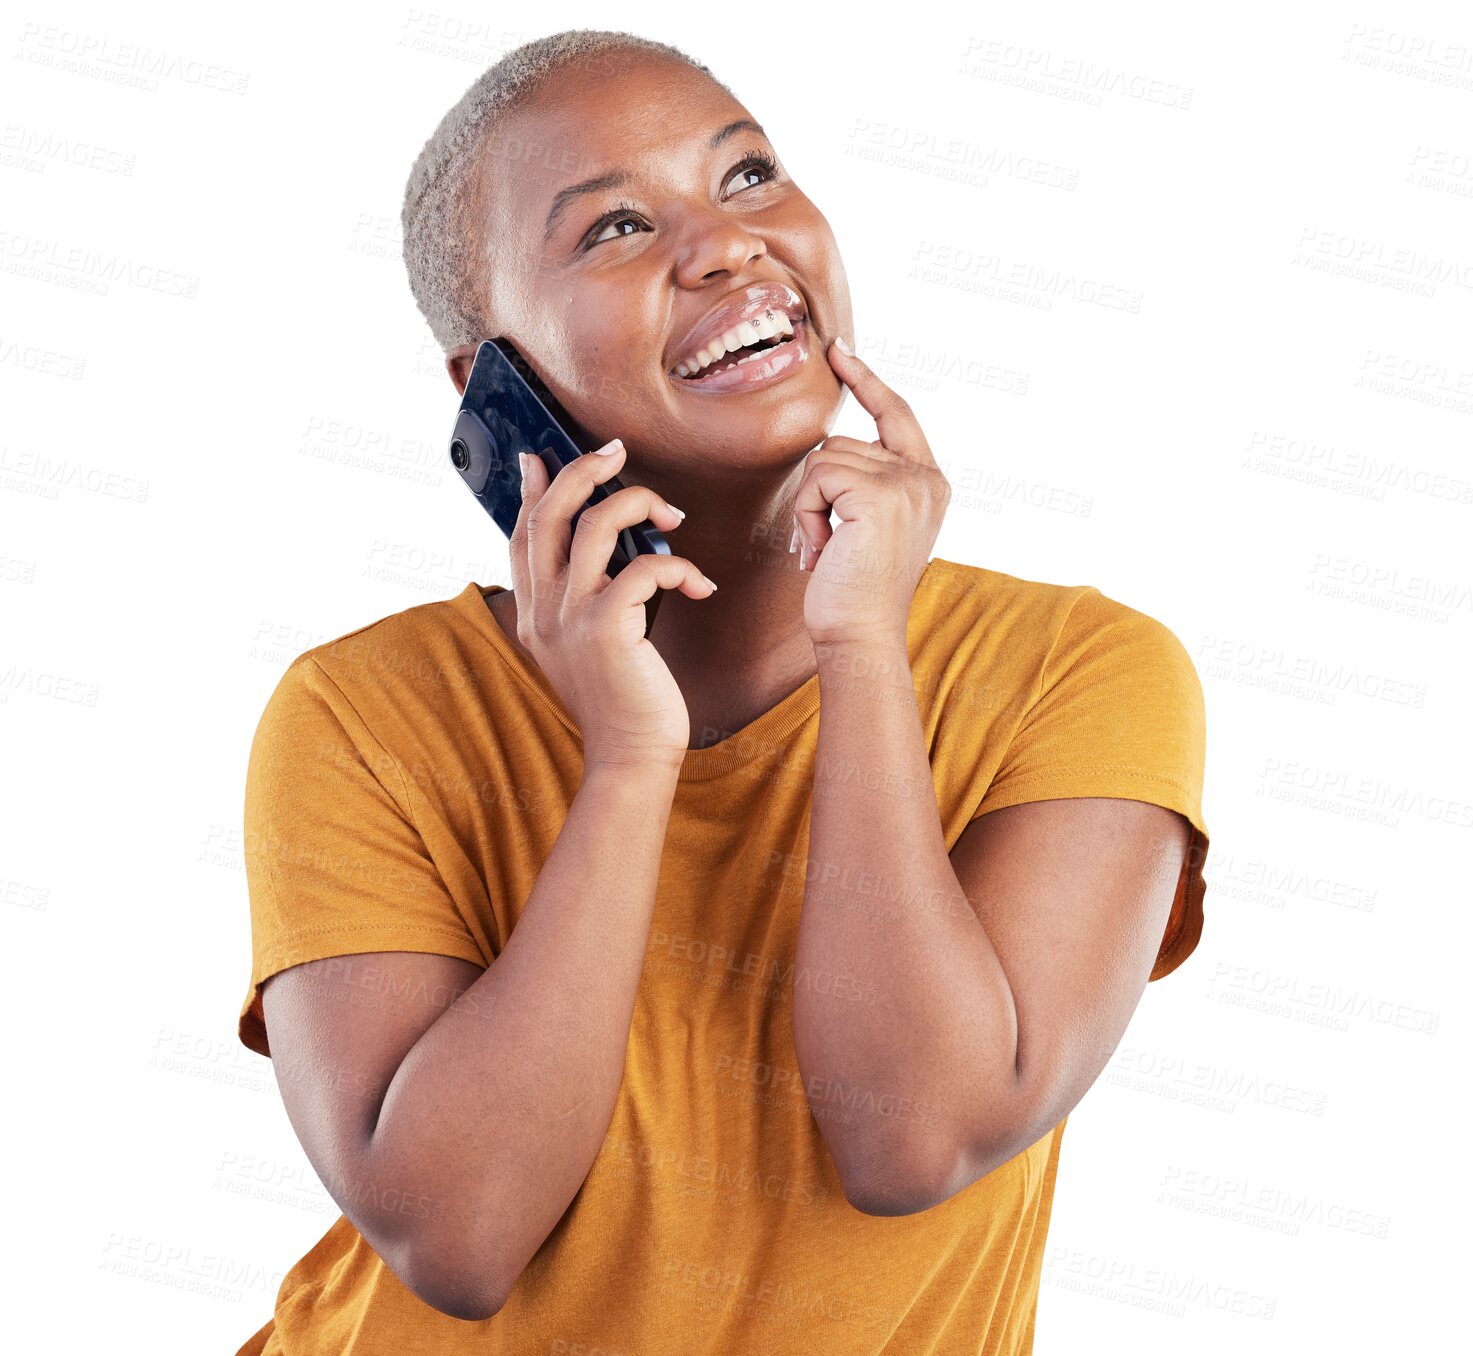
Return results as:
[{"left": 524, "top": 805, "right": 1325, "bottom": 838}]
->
[
  {"left": 581, "top": 748, "right": 686, "bottom": 779},
  {"left": 813, "top": 634, "right": 914, "bottom": 711},
  {"left": 812, "top": 629, "right": 911, "bottom": 666}
]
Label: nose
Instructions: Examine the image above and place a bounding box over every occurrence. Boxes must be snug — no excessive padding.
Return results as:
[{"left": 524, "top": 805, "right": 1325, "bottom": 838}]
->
[{"left": 672, "top": 208, "right": 767, "bottom": 287}]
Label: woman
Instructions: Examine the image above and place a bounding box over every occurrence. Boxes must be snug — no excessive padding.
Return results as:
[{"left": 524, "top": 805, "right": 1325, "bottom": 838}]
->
[{"left": 236, "top": 29, "right": 1209, "bottom": 1355}]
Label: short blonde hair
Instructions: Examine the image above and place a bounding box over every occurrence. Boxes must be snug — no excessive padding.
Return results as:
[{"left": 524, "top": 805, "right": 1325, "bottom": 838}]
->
[{"left": 401, "top": 29, "right": 731, "bottom": 354}]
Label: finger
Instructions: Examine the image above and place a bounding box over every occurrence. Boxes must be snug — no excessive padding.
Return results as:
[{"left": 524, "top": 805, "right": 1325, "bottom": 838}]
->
[
  {"left": 788, "top": 442, "right": 883, "bottom": 559},
  {"left": 599, "top": 553, "right": 718, "bottom": 621},
  {"left": 825, "top": 339, "right": 933, "bottom": 464},
  {"left": 566, "top": 484, "right": 687, "bottom": 603},
  {"left": 509, "top": 449, "right": 551, "bottom": 604},
  {"left": 807, "top": 437, "right": 891, "bottom": 468},
  {"left": 525, "top": 439, "right": 628, "bottom": 597},
  {"left": 792, "top": 458, "right": 870, "bottom": 558}
]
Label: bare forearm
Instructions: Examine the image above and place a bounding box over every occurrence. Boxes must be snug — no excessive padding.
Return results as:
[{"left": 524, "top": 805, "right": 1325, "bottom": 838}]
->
[
  {"left": 793, "top": 638, "right": 1017, "bottom": 1212},
  {"left": 363, "top": 759, "right": 680, "bottom": 1312}
]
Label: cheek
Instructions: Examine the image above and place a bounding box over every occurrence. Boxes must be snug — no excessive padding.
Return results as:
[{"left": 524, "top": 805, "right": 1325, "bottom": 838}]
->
[
  {"left": 543, "top": 319, "right": 665, "bottom": 423},
  {"left": 777, "top": 204, "right": 852, "bottom": 317},
  {"left": 811, "top": 224, "right": 851, "bottom": 307}
]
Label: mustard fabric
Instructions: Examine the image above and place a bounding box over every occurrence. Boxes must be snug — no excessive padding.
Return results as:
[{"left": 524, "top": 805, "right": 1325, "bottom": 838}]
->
[{"left": 235, "top": 555, "right": 1210, "bottom": 1355}]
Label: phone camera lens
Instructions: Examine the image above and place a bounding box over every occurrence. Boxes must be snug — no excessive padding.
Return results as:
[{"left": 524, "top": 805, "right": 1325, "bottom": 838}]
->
[{"left": 450, "top": 438, "right": 470, "bottom": 470}]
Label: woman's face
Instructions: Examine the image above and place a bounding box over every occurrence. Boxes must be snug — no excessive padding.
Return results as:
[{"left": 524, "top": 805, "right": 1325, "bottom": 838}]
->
[{"left": 469, "top": 53, "right": 854, "bottom": 478}]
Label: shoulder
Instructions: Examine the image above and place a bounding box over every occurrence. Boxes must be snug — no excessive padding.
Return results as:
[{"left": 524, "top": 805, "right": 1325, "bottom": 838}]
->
[
  {"left": 250, "top": 587, "right": 489, "bottom": 755},
  {"left": 301, "top": 591, "right": 464, "bottom": 682},
  {"left": 920, "top": 555, "right": 1183, "bottom": 660},
  {"left": 1041, "top": 584, "right": 1198, "bottom": 706},
  {"left": 271, "top": 587, "right": 482, "bottom": 703},
  {"left": 917, "top": 556, "right": 1078, "bottom": 646},
  {"left": 918, "top": 556, "right": 1199, "bottom": 714}
]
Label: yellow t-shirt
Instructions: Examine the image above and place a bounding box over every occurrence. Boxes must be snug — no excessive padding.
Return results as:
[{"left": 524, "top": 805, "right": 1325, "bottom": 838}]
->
[{"left": 235, "top": 555, "right": 1210, "bottom": 1356}]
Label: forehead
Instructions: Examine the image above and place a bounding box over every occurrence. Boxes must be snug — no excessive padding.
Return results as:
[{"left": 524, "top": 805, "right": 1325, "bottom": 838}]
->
[{"left": 478, "top": 54, "right": 751, "bottom": 249}]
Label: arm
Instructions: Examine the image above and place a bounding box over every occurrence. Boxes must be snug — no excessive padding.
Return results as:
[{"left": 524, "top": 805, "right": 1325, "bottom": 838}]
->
[
  {"left": 263, "top": 757, "right": 681, "bottom": 1321},
  {"left": 793, "top": 637, "right": 1189, "bottom": 1216}
]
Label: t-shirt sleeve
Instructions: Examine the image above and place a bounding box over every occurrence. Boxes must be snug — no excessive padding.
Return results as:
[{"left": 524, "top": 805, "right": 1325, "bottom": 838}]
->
[
  {"left": 237, "top": 655, "right": 488, "bottom": 1058},
  {"left": 970, "top": 587, "right": 1210, "bottom": 981}
]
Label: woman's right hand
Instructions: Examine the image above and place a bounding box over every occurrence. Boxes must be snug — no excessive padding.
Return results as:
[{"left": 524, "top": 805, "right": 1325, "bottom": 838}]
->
[{"left": 509, "top": 438, "right": 715, "bottom": 769}]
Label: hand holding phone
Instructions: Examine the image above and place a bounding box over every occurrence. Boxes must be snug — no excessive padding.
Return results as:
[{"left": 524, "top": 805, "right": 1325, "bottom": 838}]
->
[
  {"left": 510, "top": 443, "right": 716, "bottom": 768},
  {"left": 448, "top": 339, "right": 717, "bottom": 762},
  {"left": 449, "top": 339, "right": 673, "bottom": 638}
]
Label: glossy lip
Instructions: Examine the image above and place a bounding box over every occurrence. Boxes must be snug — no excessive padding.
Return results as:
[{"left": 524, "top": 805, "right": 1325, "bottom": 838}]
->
[
  {"left": 666, "top": 280, "right": 808, "bottom": 377},
  {"left": 668, "top": 317, "right": 809, "bottom": 394}
]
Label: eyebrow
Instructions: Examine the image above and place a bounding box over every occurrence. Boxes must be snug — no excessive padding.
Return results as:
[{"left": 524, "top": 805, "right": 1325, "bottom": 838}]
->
[{"left": 541, "top": 119, "right": 767, "bottom": 243}]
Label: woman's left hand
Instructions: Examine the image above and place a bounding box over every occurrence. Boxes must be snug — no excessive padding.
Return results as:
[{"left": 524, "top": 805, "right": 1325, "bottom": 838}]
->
[{"left": 791, "top": 338, "right": 951, "bottom": 646}]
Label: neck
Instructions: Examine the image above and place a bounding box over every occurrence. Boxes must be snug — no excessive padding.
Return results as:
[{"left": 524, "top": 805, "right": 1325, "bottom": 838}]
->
[{"left": 627, "top": 454, "right": 813, "bottom": 671}]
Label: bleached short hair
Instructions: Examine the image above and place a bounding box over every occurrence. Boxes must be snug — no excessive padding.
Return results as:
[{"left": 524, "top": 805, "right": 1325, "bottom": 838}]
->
[{"left": 401, "top": 29, "right": 731, "bottom": 355}]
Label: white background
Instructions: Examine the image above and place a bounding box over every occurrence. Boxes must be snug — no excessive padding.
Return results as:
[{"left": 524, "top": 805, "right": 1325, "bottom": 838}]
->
[{"left": 2, "top": 1, "right": 1468, "bottom": 1350}]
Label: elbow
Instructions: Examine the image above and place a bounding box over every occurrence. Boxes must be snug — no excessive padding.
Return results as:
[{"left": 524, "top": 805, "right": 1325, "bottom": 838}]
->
[
  {"left": 388, "top": 1236, "right": 509, "bottom": 1323},
  {"left": 842, "top": 1177, "right": 945, "bottom": 1218},
  {"left": 418, "top": 1281, "right": 505, "bottom": 1325},
  {"left": 349, "top": 1163, "right": 514, "bottom": 1321},
  {"left": 829, "top": 1078, "right": 1041, "bottom": 1217},
  {"left": 836, "top": 1118, "right": 1023, "bottom": 1217},
  {"left": 413, "top": 1283, "right": 504, "bottom": 1324},
  {"left": 837, "top": 1142, "right": 968, "bottom": 1218}
]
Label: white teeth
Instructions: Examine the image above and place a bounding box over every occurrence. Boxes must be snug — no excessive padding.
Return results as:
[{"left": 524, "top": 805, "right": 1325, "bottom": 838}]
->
[
  {"left": 733, "top": 346, "right": 776, "bottom": 367},
  {"left": 676, "top": 308, "right": 796, "bottom": 379}
]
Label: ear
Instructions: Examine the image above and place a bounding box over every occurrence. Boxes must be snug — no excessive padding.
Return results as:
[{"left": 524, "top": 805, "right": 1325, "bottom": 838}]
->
[{"left": 445, "top": 343, "right": 479, "bottom": 397}]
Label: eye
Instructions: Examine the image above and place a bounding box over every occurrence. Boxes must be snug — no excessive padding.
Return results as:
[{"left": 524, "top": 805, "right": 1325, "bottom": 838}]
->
[
  {"left": 584, "top": 202, "right": 647, "bottom": 249},
  {"left": 721, "top": 149, "right": 780, "bottom": 197},
  {"left": 580, "top": 150, "right": 782, "bottom": 251}
]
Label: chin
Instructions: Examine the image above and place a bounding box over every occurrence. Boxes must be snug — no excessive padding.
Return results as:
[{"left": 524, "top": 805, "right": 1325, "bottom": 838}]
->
[
  {"left": 680, "top": 395, "right": 840, "bottom": 465},
  {"left": 667, "top": 364, "right": 843, "bottom": 451}
]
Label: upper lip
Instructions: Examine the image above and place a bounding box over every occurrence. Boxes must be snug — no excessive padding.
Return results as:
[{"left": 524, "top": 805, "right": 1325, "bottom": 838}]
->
[{"left": 667, "top": 281, "right": 807, "bottom": 377}]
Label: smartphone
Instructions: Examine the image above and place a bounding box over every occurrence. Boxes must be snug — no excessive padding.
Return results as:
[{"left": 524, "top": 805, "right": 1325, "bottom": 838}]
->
[{"left": 448, "top": 338, "right": 670, "bottom": 637}]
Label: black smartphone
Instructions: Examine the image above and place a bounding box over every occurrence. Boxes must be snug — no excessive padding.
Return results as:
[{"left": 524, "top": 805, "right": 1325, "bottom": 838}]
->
[{"left": 448, "top": 338, "right": 670, "bottom": 637}]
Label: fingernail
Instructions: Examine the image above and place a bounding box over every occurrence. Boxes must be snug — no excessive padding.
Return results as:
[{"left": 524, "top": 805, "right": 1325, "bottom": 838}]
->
[
  {"left": 666, "top": 502, "right": 686, "bottom": 520},
  {"left": 835, "top": 336, "right": 853, "bottom": 355},
  {"left": 592, "top": 438, "right": 623, "bottom": 456},
  {"left": 702, "top": 575, "right": 718, "bottom": 591},
  {"left": 518, "top": 453, "right": 529, "bottom": 496},
  {"left": 788, "top": 524, "right": 799, "bottom": 554}
]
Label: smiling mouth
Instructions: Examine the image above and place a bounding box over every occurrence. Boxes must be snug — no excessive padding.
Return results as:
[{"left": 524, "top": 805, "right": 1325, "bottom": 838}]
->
[
  {"left": 670, "top": 305, "right": 803, "bottom": 383},
  {"left": 676, "top": 331, "right": 794, "bottom": 383}
]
